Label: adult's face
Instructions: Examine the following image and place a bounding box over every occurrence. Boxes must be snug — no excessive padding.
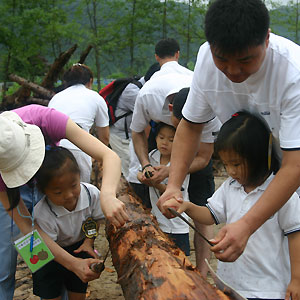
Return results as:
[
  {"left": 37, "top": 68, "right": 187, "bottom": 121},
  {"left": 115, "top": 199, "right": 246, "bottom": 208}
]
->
[{"left": 210, "top": 32, "right": 270, "bottom": 83}]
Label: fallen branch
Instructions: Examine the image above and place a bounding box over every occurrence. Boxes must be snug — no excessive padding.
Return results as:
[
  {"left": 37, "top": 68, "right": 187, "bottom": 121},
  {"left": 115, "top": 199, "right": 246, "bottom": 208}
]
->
[{"left": 8, "top": 74, "right": 55, "bottom": 99}]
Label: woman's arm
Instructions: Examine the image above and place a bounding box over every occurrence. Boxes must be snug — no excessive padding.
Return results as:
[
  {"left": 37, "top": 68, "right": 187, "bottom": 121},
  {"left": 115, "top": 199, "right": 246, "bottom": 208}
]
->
[{"left": 65, "top": 119, "right": 129, "bottom": 227}]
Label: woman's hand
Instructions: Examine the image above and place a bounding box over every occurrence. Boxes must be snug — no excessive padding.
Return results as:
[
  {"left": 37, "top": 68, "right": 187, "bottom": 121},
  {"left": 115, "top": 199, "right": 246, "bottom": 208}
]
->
[{"left": 100, "top": 192, "right": 129, "bottom": 228}]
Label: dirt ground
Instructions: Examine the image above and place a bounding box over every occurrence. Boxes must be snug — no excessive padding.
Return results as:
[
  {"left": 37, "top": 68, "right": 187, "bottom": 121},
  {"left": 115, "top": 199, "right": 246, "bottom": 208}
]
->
[{"left": 13, "top": 176, "right": 227, "bottom": 300}]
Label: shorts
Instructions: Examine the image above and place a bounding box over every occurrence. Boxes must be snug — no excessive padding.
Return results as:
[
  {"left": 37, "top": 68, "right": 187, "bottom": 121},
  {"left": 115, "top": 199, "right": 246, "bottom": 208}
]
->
[
  {"left": 188, "top": 159, "right": 215, "bottom": 206},
  {"left": 167, "top": 233, "right": 190, "bottom": 256},
  {"left": 32, "top": 239, "right": 92, "bottom": 298}
]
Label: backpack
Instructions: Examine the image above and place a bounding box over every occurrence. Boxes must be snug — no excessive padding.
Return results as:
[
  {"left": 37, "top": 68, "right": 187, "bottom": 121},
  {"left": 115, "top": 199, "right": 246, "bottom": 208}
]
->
[{"left": 99, "top": 77, "right": 143, "bottom": 126}]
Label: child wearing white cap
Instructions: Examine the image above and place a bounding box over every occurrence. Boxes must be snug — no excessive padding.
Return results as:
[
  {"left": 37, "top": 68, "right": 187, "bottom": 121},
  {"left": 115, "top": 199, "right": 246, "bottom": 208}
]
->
[{"left": 0, "top": 104, "right": 128, "bottom": 299}]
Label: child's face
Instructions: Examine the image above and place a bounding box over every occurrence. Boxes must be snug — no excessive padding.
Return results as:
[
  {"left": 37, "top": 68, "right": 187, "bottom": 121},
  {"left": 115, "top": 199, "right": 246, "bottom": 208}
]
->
[
  {"left": 219, "top": 150, "right": 248, "bottom": 186},
  {"left": 155, "top": 126, "right": 175, "bottom": 156},
  {"left": 44, "top": 160, "right": 81, "bottom": 211}
]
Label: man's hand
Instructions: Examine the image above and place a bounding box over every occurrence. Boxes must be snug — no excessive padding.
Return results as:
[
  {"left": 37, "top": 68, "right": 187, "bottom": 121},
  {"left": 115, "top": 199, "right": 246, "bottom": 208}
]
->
[
  {"left": 72, "top": 257, "right": 101, "bottom": 282},
  {"left": 157, "top": 187, "right": 183, "bottom": 218},
  {"left": 210, "top": 219, "right": 251, "bottom": 262},
  {"left": 151, "top": 165, "right": 169, "bottom": 184},
  {"left": 100, "top": 193, "right": 129, "bottom": 228}
]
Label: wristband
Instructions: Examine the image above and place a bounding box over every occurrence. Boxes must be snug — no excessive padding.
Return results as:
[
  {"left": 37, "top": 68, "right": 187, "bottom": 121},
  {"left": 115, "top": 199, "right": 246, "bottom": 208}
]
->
[{"left": 142, "top": 164, "right": 152, "bottom": 171}]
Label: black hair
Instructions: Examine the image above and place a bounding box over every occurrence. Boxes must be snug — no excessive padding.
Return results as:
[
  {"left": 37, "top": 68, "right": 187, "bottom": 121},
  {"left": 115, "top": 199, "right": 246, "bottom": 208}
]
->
[
  {"left": 35, "top": 146, "right": 80, "bottom": 193},
  {"left": 155, "top": 38, "right": 180, "bottom": 59},
  {"left": 155, "top": 122, "right": 176, "bottom": 138},
  {"left": 144, "top": 62, "right": 160, "bottom": 82},
  {"left": 172, "top": 87, "right": 190, "bottom": 120},
  {"left": 205, "top": 0, "right": 269, "bottom": 55},
  {"left": 63, "top": 63, "right": 93, "bottom": 88},
  {"left": 215, "top": 111, "right": 280, "bottom": 187}
]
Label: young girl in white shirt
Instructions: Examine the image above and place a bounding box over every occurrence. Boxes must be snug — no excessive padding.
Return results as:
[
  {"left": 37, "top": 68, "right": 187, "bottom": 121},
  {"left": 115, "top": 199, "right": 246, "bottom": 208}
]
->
[
  {"left": 163, "top": 111, "right": 300, "bottom": 300},
  {"left": 138, "top": 123, "right": 190, "bottom": 256},
  {"left": 33, "top": 146, "right": 104, "bottom": 300}
]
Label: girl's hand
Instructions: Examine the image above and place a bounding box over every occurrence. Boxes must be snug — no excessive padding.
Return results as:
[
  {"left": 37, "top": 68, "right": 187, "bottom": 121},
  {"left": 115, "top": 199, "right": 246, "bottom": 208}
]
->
[
  {"left": 71, "top": 257, "right": 101, "bottom": 282},
  {"left": 157, "top": 187, "right": 183, "bottom": 218},
  {"left": 100, "top": 193, "right": 129, "bottom": 227},
  {"left": 151, "top": 165, "right": 169, "bottom": 184},
  {"left": 285, "top": 279, "right": 300, "bottom": 300},
  {"left": 73, "top": 239, "right": 98, "bottom": 258},
  {"left": 162, "top": 198, "right": 186, "bottom": 215}
]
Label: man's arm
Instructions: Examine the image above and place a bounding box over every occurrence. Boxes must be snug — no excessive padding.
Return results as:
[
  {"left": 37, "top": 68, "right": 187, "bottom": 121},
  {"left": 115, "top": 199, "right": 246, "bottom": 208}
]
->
[
  {"left": 212, "top": 149, "right": 300, "bottom": 262},
  {"left": 157, "top": 119, "right": 204, "bottom": 217},
  {"left": 189, "top": 142, "right": 214, "bottom": 173},
  {"left": 96, "top": 126, "right": 110, "bottom": 146},
  {"left": 131, "top": 130, "right": 151, "bottom": 168}
]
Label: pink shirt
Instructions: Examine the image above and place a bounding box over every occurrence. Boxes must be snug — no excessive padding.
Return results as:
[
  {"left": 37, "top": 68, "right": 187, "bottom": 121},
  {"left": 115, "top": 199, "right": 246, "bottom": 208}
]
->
[{"left": 0, "top": 105, "right": 69, "bottom": 191}]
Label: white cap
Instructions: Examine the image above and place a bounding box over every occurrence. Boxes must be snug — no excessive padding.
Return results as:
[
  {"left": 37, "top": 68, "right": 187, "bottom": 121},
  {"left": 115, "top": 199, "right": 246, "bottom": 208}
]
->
[{"left": 0, "top": 112, "right": 45, "bottom": 188}]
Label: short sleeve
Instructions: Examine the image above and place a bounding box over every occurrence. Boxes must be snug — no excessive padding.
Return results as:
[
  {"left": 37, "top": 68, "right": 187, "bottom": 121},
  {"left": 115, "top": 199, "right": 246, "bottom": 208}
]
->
[
  {"left": 94, "top": 95, "right": 109, "bottom": 128},
  {"left": 34, "top": 200, "right": 58, "bottom": 241},
  {"left": 278, "top": 192, "right": 300, "bottom": 234},
  {"left": 206, "top": 180, "right": 228, "bottom": 224}
]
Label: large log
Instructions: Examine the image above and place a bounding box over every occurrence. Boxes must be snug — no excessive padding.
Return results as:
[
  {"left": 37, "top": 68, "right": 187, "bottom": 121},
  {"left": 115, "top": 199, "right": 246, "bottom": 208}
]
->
[{"left": 106, "top": 189, "right": 231, "bottom": 300}]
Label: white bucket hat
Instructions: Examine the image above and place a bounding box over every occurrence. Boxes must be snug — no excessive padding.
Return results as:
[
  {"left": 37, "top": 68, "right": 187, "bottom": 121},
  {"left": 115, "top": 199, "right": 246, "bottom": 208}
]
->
[{"left": 0, "top": 111, "right": 45, "bottom": 188}]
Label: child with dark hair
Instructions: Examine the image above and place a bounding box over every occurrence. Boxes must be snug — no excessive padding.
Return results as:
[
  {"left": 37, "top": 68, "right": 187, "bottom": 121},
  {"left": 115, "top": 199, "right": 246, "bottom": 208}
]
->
[
  {"left": 163, "top": 112, "right": 300, "bottom": 299},
  {"left": 137, "top": 123, "right": 190, "bottom": 256},
  {"left": 32, "top": 146, "right": 104, "bottom": 300}
]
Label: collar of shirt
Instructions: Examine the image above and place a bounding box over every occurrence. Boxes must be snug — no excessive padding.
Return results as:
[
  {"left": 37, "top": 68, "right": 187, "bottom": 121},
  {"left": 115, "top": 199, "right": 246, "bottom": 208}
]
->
[{"left": 229, "top": 173, "right": 275, "bottom": 194}]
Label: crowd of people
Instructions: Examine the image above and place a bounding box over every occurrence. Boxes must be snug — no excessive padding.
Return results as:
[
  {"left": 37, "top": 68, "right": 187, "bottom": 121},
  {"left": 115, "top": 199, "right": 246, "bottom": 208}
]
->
[{"left": 1, "top": 0, "right": 300, "bottom": 299}]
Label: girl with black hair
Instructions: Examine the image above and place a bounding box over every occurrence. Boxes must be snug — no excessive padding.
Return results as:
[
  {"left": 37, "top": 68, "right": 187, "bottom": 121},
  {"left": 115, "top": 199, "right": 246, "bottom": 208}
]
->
[
  {"left": 163, "top": 111, "right": 300, "bottom": 300},
  {"left": 32, "top": 146, "right": 103, "bottom": 300}
]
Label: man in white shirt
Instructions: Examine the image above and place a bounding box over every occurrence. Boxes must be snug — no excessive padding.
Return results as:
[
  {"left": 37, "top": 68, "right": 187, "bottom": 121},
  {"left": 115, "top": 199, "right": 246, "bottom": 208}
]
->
[
  {"left": 158, "top": 0, "right": 300, "bottom": 263},
  {"left": 131, "top": 38, "right": 220, "bottom": 275}
]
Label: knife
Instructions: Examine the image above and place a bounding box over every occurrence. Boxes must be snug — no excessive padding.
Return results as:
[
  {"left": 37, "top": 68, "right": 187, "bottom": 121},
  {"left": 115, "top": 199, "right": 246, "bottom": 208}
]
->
[
  {"left": 205, "top": 259, "right": 247, "bottom": 300},
  {"left": 167, "top": 207, "right": 214, "bottom": 246}
]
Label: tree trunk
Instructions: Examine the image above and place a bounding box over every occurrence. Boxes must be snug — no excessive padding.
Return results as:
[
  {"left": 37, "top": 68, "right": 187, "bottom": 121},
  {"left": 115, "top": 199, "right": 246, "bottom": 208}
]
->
[
  {"left": 40, "top": 44, "right": 77, "bottom": 91},
  {"left": 79, "top": 44, "right": 93, "bottom": 64},
  {"left": 106, "top": 188, "right": 232, "bottom": 300}
]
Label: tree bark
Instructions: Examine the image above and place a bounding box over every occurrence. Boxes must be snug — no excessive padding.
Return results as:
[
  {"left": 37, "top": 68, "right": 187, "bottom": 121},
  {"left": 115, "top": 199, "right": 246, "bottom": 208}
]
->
[
  {"left": 79, "top": 44, "right": 93, "bottom": 64},
  {"left": 106, "top": 188, "right": 231, "bottom": 300},
  {"left": 8, "top": 74, "right": 55, "bottom": 99}
]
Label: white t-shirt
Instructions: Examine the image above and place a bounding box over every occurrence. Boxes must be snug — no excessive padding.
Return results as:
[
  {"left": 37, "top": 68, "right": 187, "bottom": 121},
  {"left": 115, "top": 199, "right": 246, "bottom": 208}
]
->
[
  {"left": 149, "top": 149, "right": 190, "bottom": 234},
  {"left": 110, "top": 77, "right": 145, "bottom": 140},
  {"left": 49, "top": 84, "right": 109, "bottom": 150},
  {"left": 150, "top": 60, "right": 193, "bottom": 79},
  {"left": 207, "top": 175, "right": 300, "bottom": 299},
  {"left": 34, "top": 183, "right": 104, "bottom": 247},
  {"left": 183, "top": 33, "right": 300, "bottom": 150}
]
